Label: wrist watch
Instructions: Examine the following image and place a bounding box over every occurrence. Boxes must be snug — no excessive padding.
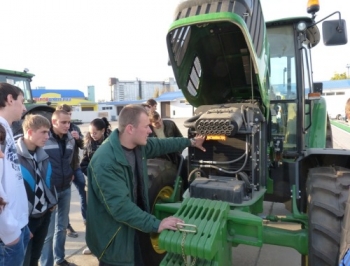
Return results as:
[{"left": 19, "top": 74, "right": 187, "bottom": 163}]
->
[{"left": 190, "top": 138, "right": 196, "bottom": 147}]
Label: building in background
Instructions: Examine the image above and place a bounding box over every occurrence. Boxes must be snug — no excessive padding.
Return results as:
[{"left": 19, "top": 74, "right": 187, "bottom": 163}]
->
[
  {"left": 321, "top": 79, "right": 350, "bottom": 120},
  {"left": 100, "top": 90, "right": 193, "bottom": 119},
  {"left": 108, "top": 77, "right": 179, "bottom": 102},
  {"left": 87, "top": 86, "right": 96, "bottom": 102},
  {"left": 32, "top": 87, "right": 97, "bottom": 111}
]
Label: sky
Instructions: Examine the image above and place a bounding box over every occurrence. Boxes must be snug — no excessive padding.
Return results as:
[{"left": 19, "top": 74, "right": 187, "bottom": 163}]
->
[{"left": 0, "top": 0, "right": 349, "bottom": 101}]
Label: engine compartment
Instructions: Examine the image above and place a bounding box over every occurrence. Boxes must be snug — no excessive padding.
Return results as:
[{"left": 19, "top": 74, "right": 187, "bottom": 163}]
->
[{"left": 185, "top": 103, "right": 265, "bottom": 205}]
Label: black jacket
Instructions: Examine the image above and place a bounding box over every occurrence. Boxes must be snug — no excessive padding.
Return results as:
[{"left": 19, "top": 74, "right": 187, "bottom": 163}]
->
[
  {"left": 149, "top": 119, "right": 183, "bottom": 138},
  {"left": 149, "top": 119, "right": 183, "bottom": 164},
  {"left": 44, "top": 130, "right": 75, "bottom": 192},
  {"left": 80, "top": 131, "right": 111, "bottom": 176}
]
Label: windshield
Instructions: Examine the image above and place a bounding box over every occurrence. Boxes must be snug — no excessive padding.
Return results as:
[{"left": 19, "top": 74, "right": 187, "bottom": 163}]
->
[
  {"left": 0, "top": 74, "right": 33, "bottom": 102},
  {"left": 267, "top": 25, "right": 296, "bottom": 100}
]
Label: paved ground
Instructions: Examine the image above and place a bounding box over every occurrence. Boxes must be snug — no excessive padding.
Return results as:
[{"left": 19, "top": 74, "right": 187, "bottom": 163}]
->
[{"left": 62, "top": 118, "right": 350, "bottom": 265}]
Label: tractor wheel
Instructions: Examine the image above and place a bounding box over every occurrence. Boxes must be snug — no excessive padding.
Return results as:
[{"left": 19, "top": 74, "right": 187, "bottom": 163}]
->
[
  {"left": 139, "top": 158, "right": 178, "bottom": 266},
  {"left": 340, "top": 190, "right": 350, "bottom": 264},
  {"left": 303, "top": 166, "right": 350, "bottom": 266}
]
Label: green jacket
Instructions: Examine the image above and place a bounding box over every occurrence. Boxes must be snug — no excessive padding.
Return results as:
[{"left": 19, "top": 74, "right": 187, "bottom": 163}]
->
[{"left": 86, "top": 129, "right": 190, "bottom": 265}]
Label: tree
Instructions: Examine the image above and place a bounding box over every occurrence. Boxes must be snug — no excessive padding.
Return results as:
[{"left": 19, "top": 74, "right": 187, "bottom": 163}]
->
[{"left": 331, "top": 72, "right": 347, "bottom": 80}]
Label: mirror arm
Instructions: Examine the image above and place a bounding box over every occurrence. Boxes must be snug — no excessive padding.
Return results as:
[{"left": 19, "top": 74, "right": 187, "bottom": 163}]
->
[{"left": 307, "top": 11, "right": 344, "bottom": 33}]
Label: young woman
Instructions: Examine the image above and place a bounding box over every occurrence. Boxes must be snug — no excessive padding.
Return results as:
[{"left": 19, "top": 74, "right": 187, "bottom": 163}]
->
[{"left": 80, "top": 117, "right": 112, "bottom": 176}]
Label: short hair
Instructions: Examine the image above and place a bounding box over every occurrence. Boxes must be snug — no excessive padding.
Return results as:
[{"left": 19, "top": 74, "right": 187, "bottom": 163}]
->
[
  {"left": 149, "top": 111, "right": 161, "bottom": 123},
  {"left": 52, "top": 110, "right": 69, "bottom": 120},
  {"left": 56, "top": 104, "right": 72, "bottom": 112},
  {"left": 22, "top": 114, "right": 51, "bottom": 133},
  {"left": 118, "top": 104, "right": 148, "bottom": 133},
  {"left": 0, "top": 83, "right": 24, "bottom": 108},
  {"left": 346, "top": 98, "right": 350, "bottom": 116},
  {"left": 146, "top": 98, "right": 157, "bottom": 107},
  {"left": 0, "top": 124, "right": 5, "bottom": 144}
]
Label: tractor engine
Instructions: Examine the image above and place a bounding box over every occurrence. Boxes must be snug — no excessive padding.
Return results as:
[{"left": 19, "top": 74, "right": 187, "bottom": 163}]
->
[{"left": 185, "top": 103, "right": 265, "bottom": 204}]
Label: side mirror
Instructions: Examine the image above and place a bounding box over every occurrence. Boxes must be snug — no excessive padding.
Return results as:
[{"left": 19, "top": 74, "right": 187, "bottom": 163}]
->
[
  {"left": 313, "top": 82, "right": 323, "bottom": 94},
  {"left": 322, "top": 19, "right": 348, "bottom": 45}
]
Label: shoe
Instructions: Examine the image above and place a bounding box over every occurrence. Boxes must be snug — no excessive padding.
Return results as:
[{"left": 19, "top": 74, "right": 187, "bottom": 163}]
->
[
  {"left": 82, "top": 247, "right": 91, "bottom": 255},
  {"left": 55, "top": 259, "right": 76, "bottom": 266},
  {"left": 66, "top": 224, "right": 78, "bottom": 238}
]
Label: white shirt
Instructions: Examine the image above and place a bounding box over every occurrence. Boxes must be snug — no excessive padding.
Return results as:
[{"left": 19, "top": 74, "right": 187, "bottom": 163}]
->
[{"left": 0, "top": 117, "right": 28, "bottom": 244}]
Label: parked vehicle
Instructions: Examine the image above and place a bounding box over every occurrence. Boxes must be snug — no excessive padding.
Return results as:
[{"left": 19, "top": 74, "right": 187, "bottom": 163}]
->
[{"left": 142, "top": 0, "right": 350, "bottom": 265}]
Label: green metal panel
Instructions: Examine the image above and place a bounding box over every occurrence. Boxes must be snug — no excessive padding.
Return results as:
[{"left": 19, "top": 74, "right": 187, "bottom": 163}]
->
[
  {"left": 159, "top": 198, "right": 230, "bottom": 261},
  {"left": 0, "top": 68, "right": 35, "bottom": 79},
  {"left": 305, "top": 97, "right": 327, "bottom": 148}
]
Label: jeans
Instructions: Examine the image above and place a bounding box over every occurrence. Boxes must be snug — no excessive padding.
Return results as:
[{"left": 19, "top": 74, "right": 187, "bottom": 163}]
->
[
  {"left": 0, "top": 225, "right": 30, "bottom": 266},
  {"left": 24, "top": 211, "right": 52, "bottom": 266},
  {"left": 72, "top": 168, "right": 87, "bottom": 221},
  {"left": 40, "top": 187, "right": 71, "bottom": 266}
]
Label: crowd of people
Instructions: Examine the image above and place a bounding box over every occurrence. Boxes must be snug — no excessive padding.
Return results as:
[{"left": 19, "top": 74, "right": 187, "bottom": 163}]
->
[{"left": 0, "top": 84, "right": 206, "bottom": 266}]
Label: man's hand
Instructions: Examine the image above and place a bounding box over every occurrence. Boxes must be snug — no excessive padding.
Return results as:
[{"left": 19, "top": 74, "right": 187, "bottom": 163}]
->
[
  {"left": 192, "top": 135, "right": 206, "bottom": 152},
  {"left": 158, "top": 216, "right": 184, "bottom": 233},
  {"left": 71, "top": 130, "right": 80, "bottom": 140}
]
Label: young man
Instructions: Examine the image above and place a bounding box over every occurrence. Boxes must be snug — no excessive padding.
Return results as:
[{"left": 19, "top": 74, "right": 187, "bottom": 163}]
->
[
  {"left": 149, "top": 111, "right": 183, "bottom": 138},
  {"left": 16, "top": 114, "right": 58, "bottom": 266},
  {"left": 0, "top": 82, "right": 30, "bottom": 266},
  {"left": 86, "top": 104, "right": 206, "bottom": 266},
  {"left": 56, "top": 104, "right": 85, "bottom": 238},
  {"left": 40, "top": 110, "right": 75, "bottom": 266}
]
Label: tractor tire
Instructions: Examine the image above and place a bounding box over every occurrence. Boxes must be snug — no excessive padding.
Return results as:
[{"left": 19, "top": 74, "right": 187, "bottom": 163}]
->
[
  {"left": 139, "top": 158, "right": 178, "bottom": 266},
  {"left": 305, "top": 166, "right": 350, "bottom": 266},
  {"left": 340, "top": 190, "right": 350, "bottom": 264}
]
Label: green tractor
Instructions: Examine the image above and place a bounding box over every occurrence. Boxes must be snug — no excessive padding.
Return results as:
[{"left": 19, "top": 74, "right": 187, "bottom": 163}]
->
[
  {"left": 0, "top": 68, "right": 54, "bottom": 138},
  {"left": 142, "top": 0, "right": 350, "bottom": 265}
]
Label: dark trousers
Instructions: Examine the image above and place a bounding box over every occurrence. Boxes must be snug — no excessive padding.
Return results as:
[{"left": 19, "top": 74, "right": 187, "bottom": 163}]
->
[
  {"left": 72, "top": 168, "right": 87, "bottom": 221},
  {"left": 23, "top": 211, "right": 52, "bottom": 266}
]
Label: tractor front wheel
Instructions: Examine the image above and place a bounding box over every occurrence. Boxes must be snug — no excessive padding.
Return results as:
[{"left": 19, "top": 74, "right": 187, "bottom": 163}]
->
[
  {"left": 139, "top": 158, "right": 178, "bottom": 266},
  {"left": 304, "top": 166, "right": 350, "bottom": 265}
]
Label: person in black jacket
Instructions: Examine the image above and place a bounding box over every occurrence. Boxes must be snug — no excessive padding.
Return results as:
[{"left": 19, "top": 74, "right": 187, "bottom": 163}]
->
[
  {"left": 148, "top": 111, "right": 190, "bottom": 189},
  {"left": 80, "top": 117, "right": 111, "bottom": 176},
  {"left": 40, "top": 110, "right": 75, "bottom": 266},
  {"left": 149, "top": 111, "right": 183, "bottom": 138},
  {"left": 56, "top": 104, "right": 84, "bottom": 238},
  {"left": 79, "top": 117, "right": 112, "bottom": 255}
]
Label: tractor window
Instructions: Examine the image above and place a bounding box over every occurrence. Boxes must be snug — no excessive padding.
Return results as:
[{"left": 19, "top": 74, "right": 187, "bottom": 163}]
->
[
  {"left": 270, "top": 102, "right": 297, "bottom": 150},
  {"left": 0, "top": 74, "right": 32, "bottom": 102},
  {"left": 267, "top": 26, "right": 296, "bottom": 100}
]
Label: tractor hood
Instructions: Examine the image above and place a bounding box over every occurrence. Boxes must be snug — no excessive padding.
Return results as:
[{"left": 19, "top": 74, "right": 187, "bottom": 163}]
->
[{"left": 167, "top": 0, "right": 269, "bottom": 107}]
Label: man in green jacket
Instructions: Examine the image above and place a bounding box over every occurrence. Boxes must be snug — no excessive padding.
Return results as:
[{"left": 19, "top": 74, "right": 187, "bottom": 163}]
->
[{"left": 86, "top": 104, "right": 205, "bottom": 266}]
